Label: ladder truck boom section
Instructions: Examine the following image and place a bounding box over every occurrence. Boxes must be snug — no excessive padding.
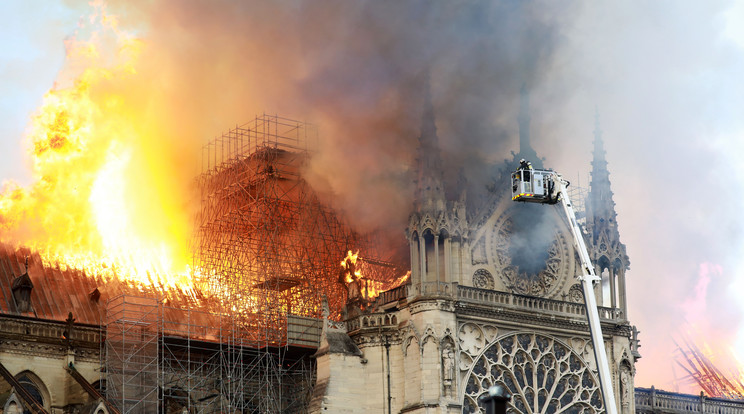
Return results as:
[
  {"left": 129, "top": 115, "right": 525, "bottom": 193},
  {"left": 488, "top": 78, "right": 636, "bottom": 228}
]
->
[{"left": 511, "top": 160, "right": 618, "bottom": 414}]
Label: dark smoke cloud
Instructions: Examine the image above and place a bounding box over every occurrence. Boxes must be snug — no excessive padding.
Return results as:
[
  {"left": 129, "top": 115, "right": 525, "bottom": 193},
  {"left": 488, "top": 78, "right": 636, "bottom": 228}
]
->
[{"left": 105, "top": 0, "right": 576, "bottom": 236}]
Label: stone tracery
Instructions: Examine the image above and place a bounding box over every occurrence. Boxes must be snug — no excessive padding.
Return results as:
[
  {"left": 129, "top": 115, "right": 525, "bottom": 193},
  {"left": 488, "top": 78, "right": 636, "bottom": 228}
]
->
[{"left": 462, "top": 332, "right": 603, "bottom": 414}]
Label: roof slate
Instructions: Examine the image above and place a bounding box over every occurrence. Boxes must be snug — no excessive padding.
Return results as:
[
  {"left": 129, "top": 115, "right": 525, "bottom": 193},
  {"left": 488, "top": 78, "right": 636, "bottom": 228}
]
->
[{"left": 0, "top": 243, "right": 199, "bottom": 326}]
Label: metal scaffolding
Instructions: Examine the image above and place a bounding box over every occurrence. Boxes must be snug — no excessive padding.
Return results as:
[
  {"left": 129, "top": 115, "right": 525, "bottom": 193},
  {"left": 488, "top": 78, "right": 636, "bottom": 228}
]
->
[
  {"left": 191, "top": 114, "right": 372, "bottom": 413},
  {"left": 194, "top": 114, "right": 363, "bottom": 329},
  {"left": 104, "top": 115, "right": 405, "bottom": 414},
  {"left": 105, "top": 296, "right": 320, "bottom": 414},
  {"left": 105, "top": 296, "right": 160, "bottom": 414}
]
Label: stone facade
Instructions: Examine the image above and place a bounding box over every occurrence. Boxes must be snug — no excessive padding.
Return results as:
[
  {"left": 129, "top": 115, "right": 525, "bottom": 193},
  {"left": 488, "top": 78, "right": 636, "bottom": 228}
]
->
[
  {"left": 0, "top": 315, "right": 103, "bottom": 413},
  {"left": 310, "top": 88, "right": 639, "bottom": 414}
]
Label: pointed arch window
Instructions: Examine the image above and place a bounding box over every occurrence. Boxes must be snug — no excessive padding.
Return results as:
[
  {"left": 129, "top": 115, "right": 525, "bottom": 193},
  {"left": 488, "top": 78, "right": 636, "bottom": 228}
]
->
[{"left": 17, "top": 373, "right": 45, "bottom": 410}]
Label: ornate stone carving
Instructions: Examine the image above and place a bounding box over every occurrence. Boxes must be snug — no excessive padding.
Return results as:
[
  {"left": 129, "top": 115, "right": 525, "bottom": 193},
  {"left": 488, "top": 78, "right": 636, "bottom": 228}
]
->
[
  {"left": 458, "top": 323, "right": 485, "bottom": 356},
  {"left": 489, "top": 214, "right": 574, "bottom": 299},
  {"left": 482, "top": 325, "right": 499, "bottom": 343},
  {"left": 621, "top": 367, "right": 631, "bottom": 411},
  {"left": 442, "top": 338, "right": 456, "bottom": 396},
  {"left": 462, "top": 333, "right": 603, "bottom": 414},
  {"left": 471, "top": 238, "right": 488, "bottom": 265},
  {"left": 472, "top": 269, "right": 495, "bottom": 290},
  {"left": 568, "top": 284, "right": 584, "bottom": 303}
]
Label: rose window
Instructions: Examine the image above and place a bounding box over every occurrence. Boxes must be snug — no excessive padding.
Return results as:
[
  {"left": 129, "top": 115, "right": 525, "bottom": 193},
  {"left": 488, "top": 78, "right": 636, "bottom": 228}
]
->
[
  {"left": 462, "top": 333, "right": 603, "bottom": 414},
  {"left": 490, "top": 214, "right": 572, "bottom": 298},
  {"left": 473, "top": 269, "right": 495, "bottom": 290}
]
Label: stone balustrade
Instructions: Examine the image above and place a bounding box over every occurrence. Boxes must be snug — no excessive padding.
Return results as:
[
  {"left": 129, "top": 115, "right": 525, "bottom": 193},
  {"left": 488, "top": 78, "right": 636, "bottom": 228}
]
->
[
  {"left": 458, "top": 283, "right": 620, "bottom": 321},
  {"left": 376, "top": 284, "right": 407, "bottom": 305},
  {"left": 0, "top": 315, "right": 101, "bottom": 344},
  {"left": 346, "top": 312, "right": 399, "bottom": 332},
  {"left": 376, "top": 282, "right": 621, "bottom": 322},
  {"left": 635, "top": 387, "right": 744, "bottom": 414},
  {"left": 406, "top": 281, "right": 454, "bottom": 297}
]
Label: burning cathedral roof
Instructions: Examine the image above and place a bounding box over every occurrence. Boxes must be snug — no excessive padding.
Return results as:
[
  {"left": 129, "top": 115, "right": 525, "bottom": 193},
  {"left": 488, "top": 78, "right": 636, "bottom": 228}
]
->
[
  {"left": 0, "top": 242, "right": 207, "bottom": 326},
  {"left": 0, "top": 116, "right": 409, "bottom": 334}
]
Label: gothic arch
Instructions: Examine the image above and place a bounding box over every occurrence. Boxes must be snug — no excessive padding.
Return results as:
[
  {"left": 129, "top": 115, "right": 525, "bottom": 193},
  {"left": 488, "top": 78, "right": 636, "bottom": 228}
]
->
[
  {"left": 3, "top": 393, "right": 22, "bottom": 414},
  {"left": 612, "top": 258, "right": 624, "bottom": 272},
  {"left": 441, "top": 335, "right": 456, "bottom": 350},
  {"left": 403, "top": 332, "right": 422, "bottom": 405},
  {"left": 410, "top": 230, "right": 419, "bottom": 241},
  {"left": 92, "top": 401, "right": 110, "bottom": 414},
  {"left": 15, "top": 370, "right": 50, "bottom": 411},
  {"left": 421, "top": 325, "right": 437, "bottom": 346},
  {"left": 461, "top": 332, "right": 603, "bottom": 414},
  {"left": 422, "top": 333, "right": 441, "bottom": 401},
  {"left": 421, "top": 217, "right": 437, "bottom": 235},
  {"left": 596, "top": 255, "right": 611, "bottom": 272},
  {"left": 402, "top": 333, "right": 420, "bottom": 357}
]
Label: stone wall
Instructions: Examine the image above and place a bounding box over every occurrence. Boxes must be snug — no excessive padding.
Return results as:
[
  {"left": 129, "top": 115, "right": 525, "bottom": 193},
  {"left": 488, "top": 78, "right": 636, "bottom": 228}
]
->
[{"left": 0, "top": 315, "right": 101, "bottom": 413}]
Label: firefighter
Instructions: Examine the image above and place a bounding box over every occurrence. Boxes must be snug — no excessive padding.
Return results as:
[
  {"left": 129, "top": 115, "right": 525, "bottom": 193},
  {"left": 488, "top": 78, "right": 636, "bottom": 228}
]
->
[{"left": 518, "top": 159, "right": 532, "bottom": 183}]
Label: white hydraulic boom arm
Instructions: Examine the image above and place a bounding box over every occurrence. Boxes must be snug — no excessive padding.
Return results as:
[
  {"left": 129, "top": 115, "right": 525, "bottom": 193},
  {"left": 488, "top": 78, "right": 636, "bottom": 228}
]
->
[{"left": 512, "top": 164, "right": 618, "bottom": 414}]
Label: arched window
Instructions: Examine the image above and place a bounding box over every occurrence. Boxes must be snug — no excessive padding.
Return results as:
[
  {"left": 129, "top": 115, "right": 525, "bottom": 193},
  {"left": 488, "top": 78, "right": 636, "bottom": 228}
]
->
[
  {"left": 17, "top": 374, "right": 43, "bottom": 407},
  {"left": 14, "top": 371, "right": 49, "bottom": 413}
]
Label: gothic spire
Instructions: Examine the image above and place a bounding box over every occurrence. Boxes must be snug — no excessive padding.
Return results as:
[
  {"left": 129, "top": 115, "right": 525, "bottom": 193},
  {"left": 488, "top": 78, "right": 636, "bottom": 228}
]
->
[
  {"left": 588, "top": 108, "right": 614, "bottom": 216},
  {"left": 414, "top": 73, "right": 446, "bottom": 213},
  {"left": 586, "top": 108, "right": 630, "bottom": 316}
]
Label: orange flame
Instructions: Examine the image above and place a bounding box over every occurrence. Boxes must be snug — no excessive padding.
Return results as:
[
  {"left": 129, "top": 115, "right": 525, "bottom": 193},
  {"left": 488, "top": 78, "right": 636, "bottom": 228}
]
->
[
  {"left": 0, "top": 2, "right": 196, "bottom": 296},
  {"left": 340, "top": 250, "right": 361, "bottom": 284},
  {"left": 339, "top": 250, "right": 409, "bottom": 301}
]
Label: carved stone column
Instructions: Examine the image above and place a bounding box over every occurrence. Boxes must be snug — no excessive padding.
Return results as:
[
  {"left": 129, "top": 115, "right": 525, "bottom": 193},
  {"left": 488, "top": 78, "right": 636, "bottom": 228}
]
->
[
  {"left": 609, "top": 267, "right": 617, "bottom": 309},
  {"left": 618, "top": 268, "right": 628, "bottom": 319},
  {"left": 419, "top": 235, "right": 427, "bottom": 284},
  {"left": 434, "top": 234, "right": 440, "bottom": 283},
  {"left": 444, "top": 237, "right": 451, "bottom": 284}
]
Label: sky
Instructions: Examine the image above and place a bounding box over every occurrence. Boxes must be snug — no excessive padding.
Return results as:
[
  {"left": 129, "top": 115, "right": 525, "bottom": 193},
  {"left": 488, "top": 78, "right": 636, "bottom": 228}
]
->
[{"left": 1, "top": 0, "right": 744, "bottom": 394}]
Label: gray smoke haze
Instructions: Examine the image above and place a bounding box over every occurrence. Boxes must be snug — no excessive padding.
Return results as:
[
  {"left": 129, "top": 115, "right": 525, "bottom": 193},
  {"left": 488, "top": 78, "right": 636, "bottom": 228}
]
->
[
  {"left": 3, "top": 0, "right": 744, "bottom": 392},
  {"left": 101, "top": 0, "right": 576, "bottom": 234}
]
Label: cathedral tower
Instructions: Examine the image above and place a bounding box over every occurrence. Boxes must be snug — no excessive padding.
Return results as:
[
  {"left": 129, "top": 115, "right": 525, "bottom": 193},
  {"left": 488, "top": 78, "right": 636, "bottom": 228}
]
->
[
  {"left": 407, "top": 78, "right": 468, "bottom": 290},
  {"left": 311, "top": 92, "right": 639, "bottom": 414},
  {"left": 585, "top": 110, "right": 630, "bottom": 319}
]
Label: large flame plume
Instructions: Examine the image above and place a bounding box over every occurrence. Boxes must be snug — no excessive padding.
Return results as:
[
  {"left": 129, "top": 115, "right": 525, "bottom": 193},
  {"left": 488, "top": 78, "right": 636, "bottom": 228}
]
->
[{"left": 0, "top": 2, "right": 195, "bottom": 293}]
